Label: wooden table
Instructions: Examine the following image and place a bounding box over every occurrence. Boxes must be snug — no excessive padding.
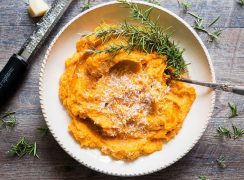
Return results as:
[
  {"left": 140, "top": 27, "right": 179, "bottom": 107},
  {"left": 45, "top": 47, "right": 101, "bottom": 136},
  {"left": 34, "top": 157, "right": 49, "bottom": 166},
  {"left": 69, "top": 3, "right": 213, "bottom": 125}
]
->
[{"left": 0, "top": 0, "right": 243, "bottom": 179}]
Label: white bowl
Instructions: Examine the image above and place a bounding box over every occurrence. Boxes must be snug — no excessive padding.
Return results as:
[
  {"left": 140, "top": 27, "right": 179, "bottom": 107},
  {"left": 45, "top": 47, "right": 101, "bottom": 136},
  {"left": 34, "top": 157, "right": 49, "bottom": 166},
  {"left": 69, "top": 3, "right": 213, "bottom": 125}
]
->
[{"left": 39, "top": 1, "right": 215, "bottom": 176}]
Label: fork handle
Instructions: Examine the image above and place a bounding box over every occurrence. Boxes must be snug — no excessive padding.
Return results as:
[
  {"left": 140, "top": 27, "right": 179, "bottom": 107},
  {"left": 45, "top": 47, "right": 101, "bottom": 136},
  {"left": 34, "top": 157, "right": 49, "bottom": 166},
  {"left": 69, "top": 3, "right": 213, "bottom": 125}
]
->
[{"left": 174, "top": 78, "right": 244, "bottom": 95}]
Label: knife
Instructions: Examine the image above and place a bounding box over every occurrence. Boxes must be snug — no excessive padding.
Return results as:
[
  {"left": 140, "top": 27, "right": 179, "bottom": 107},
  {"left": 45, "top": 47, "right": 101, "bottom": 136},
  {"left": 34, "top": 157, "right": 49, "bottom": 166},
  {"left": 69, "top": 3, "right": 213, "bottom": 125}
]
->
[{"left": 0, "top": 0, "right": 73, "bottom": 102}]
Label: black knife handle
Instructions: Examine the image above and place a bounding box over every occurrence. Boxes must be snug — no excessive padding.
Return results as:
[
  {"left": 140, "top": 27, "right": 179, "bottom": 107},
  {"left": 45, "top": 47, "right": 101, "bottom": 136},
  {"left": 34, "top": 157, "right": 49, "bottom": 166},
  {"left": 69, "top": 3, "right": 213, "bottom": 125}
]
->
[{"left": 0, "top": 54, "right": 28, "bottom": 102}]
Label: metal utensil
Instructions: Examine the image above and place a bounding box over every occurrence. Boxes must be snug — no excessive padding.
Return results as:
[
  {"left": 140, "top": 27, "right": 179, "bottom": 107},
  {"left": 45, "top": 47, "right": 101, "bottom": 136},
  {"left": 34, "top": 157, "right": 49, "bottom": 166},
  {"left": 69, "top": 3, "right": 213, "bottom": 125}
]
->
[
  {"left": 0, "top": 0, "right": 73, "bottom": 102},
  {"left": 175, "top": 78, "right": 244, "bottom": 95}
]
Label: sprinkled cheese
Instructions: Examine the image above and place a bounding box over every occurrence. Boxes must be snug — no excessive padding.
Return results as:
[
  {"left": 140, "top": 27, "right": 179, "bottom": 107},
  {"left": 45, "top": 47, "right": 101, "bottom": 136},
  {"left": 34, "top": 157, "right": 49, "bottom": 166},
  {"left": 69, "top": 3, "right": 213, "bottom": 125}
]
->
[{"left": 95, "top": 67, "right": 169, "bottom": 136}]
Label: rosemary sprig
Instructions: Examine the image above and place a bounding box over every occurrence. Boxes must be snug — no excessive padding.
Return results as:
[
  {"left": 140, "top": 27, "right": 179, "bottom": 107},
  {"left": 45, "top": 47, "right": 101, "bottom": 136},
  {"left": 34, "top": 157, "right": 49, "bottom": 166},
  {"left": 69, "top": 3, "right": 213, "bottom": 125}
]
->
[
  {"left": 239, "top": 0, "right": 244, "bottom": 6},
  {"left": 178, "top": 0, "right": 192, "bottom": 13},
  {"left": 8, "top": 137, "right": 39, "bottom": 158},
  {"left": 0, "top": 112, "right": 17, "bottom": 129},
  {"left": 88, "top": 0, "right": 188, "bottom": 75},
  {"left": 198, "top": 176, "right": 208, "bottom": 180},
  {"left": 217, "top": 125, "right": 244, "bottom": 139},
  {"left": 145, "top": 0, "right": 161, "bottom": 6},
  {"left": 228, "top": 102, "right": 238, "bottom": 118},
  {"left": 208, "top": 16, "right": 220, "bottom": 27},
  {"left": 232, "top": 125, "right": 244, "bottom": 139},
  {"left": 217, "top": 126, "right": 232, "bottom": 139},
  {"left": 187, "top": 12, "right": 221, "bottom": 42},
  {"left": 216, "top": 155, "right": 227, "bottom": 168},
  {"left": 37, "top": 126, "right": 49, "bottom": 136},
  {"left": 187, "top": 12, "right": 207, "bottom": 32}
]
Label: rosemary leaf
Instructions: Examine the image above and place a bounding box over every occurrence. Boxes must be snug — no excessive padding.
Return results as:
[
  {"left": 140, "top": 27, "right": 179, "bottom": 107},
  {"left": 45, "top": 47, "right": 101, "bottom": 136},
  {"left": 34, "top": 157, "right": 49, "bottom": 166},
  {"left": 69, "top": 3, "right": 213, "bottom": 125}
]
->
[
  {"left": 187, "top": 11, "right": 221, "bottom": 42},
  {"left": 217, "top": 125, "right": 244, "bottom": 140},
  {"left": 194, "top": 19, "right": 207, "bottom": 33},
  {"left": 216, "top": 155, "right": 227, "bottom": 168},
  {"left": 208, "top": 16, "right": 220, "bottom": 27},
  {"left": 187, "top": 11, "right": 202, "bottom": 20},
  {"left": 232, "top": 124, "right": 244, "bottom": 139},
  {"left": 0, "top": 112, "right": 17, "bottom": 129},
  {"left": 208, "top": 29, "right": 222, "bottom": 42},
  {"left": 187, "top": 12, "right": 207, "bottom": 32},
  {"left": 228, "top": 102, "right": 238, "bottom": 118},
  {"left": 8, "top": 137, "right": 39, "bottom": 158},
  {"left": 217, "top": 126, "right": 232, "bottom": 139},
  {"left": 178, "top": 0, "right": 192, "bottom": 12},
  {"left": 239, "top": 0, "right": 244, "bottom": 6}
]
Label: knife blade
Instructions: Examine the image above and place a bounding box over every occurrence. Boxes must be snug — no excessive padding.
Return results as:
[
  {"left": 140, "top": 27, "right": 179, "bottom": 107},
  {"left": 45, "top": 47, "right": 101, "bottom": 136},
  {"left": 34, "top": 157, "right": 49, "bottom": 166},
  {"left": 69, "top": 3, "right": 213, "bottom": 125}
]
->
[{"left": 0, "top": 0, "right": 73, "bottom": 103}]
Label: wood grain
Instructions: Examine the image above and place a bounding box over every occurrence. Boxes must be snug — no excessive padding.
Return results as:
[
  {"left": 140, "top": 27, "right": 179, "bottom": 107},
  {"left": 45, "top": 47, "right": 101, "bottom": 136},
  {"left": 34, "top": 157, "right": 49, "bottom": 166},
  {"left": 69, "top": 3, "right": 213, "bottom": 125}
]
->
[{"left": 0, "top": 0, "right": 243, "bottom": 179}]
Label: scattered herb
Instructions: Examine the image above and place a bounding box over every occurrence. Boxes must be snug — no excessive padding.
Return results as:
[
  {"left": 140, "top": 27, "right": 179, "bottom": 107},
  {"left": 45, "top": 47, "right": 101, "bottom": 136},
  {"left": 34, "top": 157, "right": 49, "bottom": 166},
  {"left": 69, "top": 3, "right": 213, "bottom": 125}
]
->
[
  {"left": 232, "top": 125, "right": 244, "bottom": 139},
  {"left": 187, "top": 11, "right": 202, "bottom": 20},
  {"left": 228, "top": 102, "right": 238, "bottom": 118},
  {"left": 81, "top": 0, "right": 91, "bottom": 11},
  {"left": 217, "top": 126, "right": 232, "bottom": 139},
  {"left": 198, "top": 176, "right": 208, "bottom": 180},
  {"left": 187, "top": 12, "right": 221, "bottom": 42},
  {"left": 145, "top": 0, "right": 161, "bottom": 6},
  {"left": 217, "top": 125, "right": 244, "bottom": 139},
  {"left": 193, "top": 19, "right": 207, "bottom": 32},
  {"left": 208, "top": 16, "right": 220, "bottom": 27},
  {"left": 216, "top": 155, "right": 227, "bottom": 168},
  {"left": 238, "top": 0, "right": 244, "bottom": 6},
  {"left": 208, "top": 29, "right": 222, "bottom": 42},
  {"left": 187, "top": 12, "right": 206, "bottom": 32},
  {"left": 63, "top": 165, "right": 75, "bottom": 172},
  {"left": 178, "top": 0, "right": 192, "bottom": 12},
  {"left": 37, "top": 126, "right": 49, "bottom": 136},
  {"left": 87, "top": 0, "right": 188, "bottom": 76},
  {"left": 0, "top": 112, "right": 17, "bottom": 128},
  {"left": 8, "top": 137, "right": 39, "bottom": 158}
]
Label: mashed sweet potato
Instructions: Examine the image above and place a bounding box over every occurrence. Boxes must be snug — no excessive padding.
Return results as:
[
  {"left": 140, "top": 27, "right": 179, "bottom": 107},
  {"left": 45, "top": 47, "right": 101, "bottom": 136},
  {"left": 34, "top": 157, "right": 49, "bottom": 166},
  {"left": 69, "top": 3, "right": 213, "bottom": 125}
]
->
[{"left": 59, "top": 26, "right": 196, "bottom": 160}]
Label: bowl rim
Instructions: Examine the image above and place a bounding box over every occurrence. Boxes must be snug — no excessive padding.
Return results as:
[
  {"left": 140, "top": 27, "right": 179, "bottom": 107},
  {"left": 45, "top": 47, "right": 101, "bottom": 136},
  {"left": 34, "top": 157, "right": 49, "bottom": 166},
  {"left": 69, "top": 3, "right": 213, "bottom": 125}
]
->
[{"left": 39, "top": 0, "right": 216, "bottom": 176}]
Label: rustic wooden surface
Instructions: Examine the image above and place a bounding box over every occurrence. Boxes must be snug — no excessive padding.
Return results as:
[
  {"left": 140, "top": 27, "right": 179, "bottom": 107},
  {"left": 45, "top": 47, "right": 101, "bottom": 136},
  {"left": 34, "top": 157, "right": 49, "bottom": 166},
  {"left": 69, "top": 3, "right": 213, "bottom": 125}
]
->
[{"left": 0, "top": 0, "right": 243, "bottom": 179}]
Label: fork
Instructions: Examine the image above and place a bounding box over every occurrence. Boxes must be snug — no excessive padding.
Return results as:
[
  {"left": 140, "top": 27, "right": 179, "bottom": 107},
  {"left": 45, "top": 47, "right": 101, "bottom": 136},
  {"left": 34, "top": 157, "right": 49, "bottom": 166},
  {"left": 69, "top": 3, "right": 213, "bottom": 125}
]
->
[{"left": 174, "top": 78, "right": 244, "bottom": 95}]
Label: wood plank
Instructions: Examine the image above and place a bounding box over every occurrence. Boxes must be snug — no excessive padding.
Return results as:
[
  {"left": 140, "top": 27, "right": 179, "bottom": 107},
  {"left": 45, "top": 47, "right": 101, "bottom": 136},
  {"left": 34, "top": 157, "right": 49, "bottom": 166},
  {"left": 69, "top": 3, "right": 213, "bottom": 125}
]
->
[{"left": 0, "top": 0, "right": 243, "bottom": 179}]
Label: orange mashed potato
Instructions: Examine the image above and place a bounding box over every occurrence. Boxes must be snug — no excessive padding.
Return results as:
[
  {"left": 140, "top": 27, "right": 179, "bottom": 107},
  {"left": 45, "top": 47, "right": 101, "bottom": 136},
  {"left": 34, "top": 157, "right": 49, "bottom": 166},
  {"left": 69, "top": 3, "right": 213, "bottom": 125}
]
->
[{"left": 59, "top": 26, "right": 196, "bottom": 160}]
